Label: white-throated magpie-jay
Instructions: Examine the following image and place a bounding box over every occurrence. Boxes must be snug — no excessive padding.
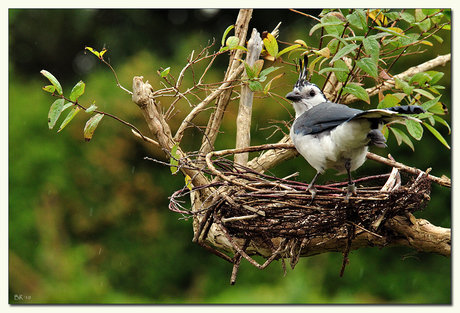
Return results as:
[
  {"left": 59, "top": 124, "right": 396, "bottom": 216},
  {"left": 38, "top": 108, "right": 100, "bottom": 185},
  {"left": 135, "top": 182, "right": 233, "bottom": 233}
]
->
[{"left": 286, "top": 56, "right": 424, "bottom": 202}]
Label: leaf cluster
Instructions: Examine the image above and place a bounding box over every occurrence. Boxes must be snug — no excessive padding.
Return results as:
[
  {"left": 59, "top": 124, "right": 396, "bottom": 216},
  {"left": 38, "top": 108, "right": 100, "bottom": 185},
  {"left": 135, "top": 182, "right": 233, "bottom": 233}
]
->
[{"left": 293, "top": 9, "right": 451, "bottom": 150}]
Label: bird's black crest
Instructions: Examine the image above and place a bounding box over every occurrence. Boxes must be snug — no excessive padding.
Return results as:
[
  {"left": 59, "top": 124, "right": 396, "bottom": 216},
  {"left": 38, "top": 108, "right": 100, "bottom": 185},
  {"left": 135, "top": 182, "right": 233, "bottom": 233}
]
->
[{"left": 294, "top": 54, "right": 310, "bottom": 88}]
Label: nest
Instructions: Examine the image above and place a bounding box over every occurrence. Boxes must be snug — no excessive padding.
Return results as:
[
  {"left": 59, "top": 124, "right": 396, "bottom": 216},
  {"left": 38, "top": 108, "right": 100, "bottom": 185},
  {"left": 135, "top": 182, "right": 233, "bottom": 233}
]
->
[{"left": 168, "top": 153, "right": 432, "bottom": 283}]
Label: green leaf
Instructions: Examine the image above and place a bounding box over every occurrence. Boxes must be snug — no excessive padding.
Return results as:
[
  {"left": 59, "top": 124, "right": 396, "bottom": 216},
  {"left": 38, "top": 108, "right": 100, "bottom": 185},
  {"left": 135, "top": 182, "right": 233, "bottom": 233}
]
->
[
  {"left": 85, "top": 102, "right": 98, "bottom": 113},
  {"left": 69, "top": 80, "right": 85, "bottom": 102},
  {"left": 48, "top": 98, "right": 65, "bottom": 129},
  {"left": 427, "top": 102, "right": 448, "bottom": 115},
  {"left": 42, "top": 85, "right": 56, "bottom": 94},
  {"left": 346, "top": 9, "right": 367, "bottom": 30},
  {"left": 409, "top": 72, "right": 431, "bottom": 86},
  {"left": 333, "top": 59, "right": 349, "bottom": 82},
  {"left": 252, "top": 60, "right": 264, "bottom": 77},
  {"left": 170, "top": 143, "right": 180, "bottom": 175},
  {"left": 221, "top": 25, "right": 235, "bottom": 46},
  {"left": 363, "top": 37, "right": 380, "bottom": 63},
  {"left": 249, "top": 80, "right": 263, "bottom": 92},
  {"left": 308, "top": 56, "right": 324, "bottom": 74},
  {"left": 405, "top": 119, "right": 423, "bottom": 140},
  {"left": 240, "top": 60, "right": 255, "bottom": 79},
  {"left": 158, "top": 67, "right": 170, "bottom": 78},
  {"left": 263, "top": 33, "right": 278, "bottom": 58},
  {"left": 430, "top": 72, "right": 444, "bottom": 84},
  {"left": 415, "top": 9, "right": 431, "bottom": 32},
  {"left": 259, "top": 66, "right": 281, "bottom": 81},
  {"left": 62, "top": 102, "right": 74, "bottom": 112},
  {"left": 276, "top": 44, "right": 301, "bottom": 58},
  {"left": 40, "top": 70, "right": 63, "bottom": 95},
  {"left": 433, "top": 115, "right": 451, "bottom": 134},
  {"left": 84, "top": 113, "right": 104, "bottom": 141},
  {"left": 377, "top": 94, "right": 400, "bottom": 109},
  {"left": 322, "top": 14, "right": 345, "bottom": 35},
  {"left": 400, "top": 12, "right": 415, "bottom": 24},
  {"left": 357, "top": 57, "right": 378, "bottom": 78},
  {"left": 226, "top": 36, "right": 239, "bottom": 50},
  {"left": 219, "top": 46, "right": 230, "bottom": 53},
  {"left": 398, "top": 33, "right": 420, "bottom": 47},
  {"left": 394, "top": 77, "right": 414, "bottom": 95},
  {"left": 342, "top": 83, "right": 370, "bottom": 103},
  {"left": 421, "top": 95, "right": 442, "bottom": 111},
  {"left": 423, "top": 122, "right": 450, "bottom": 149},
  {"left": 331, "top": 43, "right": 359, "bottom": 63},
  {"left": 318, "top": 66, "right": 348, "bottom": 78},
  {"left": 374, "top": 26, "right": 410, "bottom": 38},
  {"left": 413, "top": 88, "right": 434, "bottom": 100},
  {"left": 389, "top": 126, "right": 415, "bottom": 151},
  {"left": 57, "top": 106, "right": 81, "bottom": 133}
]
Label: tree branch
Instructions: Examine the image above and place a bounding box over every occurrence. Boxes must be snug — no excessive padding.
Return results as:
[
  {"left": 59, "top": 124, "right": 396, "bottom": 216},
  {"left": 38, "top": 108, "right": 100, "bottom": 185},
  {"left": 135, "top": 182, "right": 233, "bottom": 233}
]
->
[
  {"left": 200, "top": 9, "right": 253, "bottom": 154},
  {"left": 235, "top": 28, "right": 263, "bottom": 166}
]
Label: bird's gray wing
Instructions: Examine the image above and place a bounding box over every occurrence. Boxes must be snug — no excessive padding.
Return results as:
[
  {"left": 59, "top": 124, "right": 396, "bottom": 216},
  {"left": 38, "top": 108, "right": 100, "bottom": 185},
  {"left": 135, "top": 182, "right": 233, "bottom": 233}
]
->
[{"left": 293, "top": 102, "right": 363, "bottom": 136}]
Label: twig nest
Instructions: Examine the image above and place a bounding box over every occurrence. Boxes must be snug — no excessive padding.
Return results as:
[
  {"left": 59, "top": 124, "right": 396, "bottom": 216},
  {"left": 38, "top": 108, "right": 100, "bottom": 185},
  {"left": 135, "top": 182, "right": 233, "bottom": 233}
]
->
[{"left": 170, "top": 156, "right": 432, "bottom": 258}]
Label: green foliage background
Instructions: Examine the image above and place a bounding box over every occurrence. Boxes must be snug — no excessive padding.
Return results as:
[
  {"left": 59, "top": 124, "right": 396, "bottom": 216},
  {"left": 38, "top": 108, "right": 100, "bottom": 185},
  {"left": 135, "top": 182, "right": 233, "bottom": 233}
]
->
[{"left": 9, "top": 9, "right": 451, "bottom": 304}]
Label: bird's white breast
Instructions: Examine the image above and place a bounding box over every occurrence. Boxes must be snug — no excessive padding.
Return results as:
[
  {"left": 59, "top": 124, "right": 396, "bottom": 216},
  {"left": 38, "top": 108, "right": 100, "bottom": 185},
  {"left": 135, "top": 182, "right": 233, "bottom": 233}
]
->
[{"left": 290, "top": 119, "right": 372, "bottom": 174}]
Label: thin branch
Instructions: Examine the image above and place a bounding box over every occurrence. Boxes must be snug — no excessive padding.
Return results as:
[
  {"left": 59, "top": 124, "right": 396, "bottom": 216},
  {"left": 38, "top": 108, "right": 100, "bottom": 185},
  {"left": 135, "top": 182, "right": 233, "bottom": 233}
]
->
[{"left": 366, "top": 152, "right": 451, "bottom": 188}]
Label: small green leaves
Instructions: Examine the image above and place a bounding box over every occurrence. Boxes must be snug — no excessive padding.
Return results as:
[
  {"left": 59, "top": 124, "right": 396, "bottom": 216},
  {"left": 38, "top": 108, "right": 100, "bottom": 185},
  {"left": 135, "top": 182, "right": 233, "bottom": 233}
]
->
[
  {"left": 48, "top": 98, "right": 65, "bottom": 129},
  {"left": 219, "top": 25, "right": 248, "bottom": 53},
  {"left": 83, "top": 113, "right": 104, "bottom": 141},
  {"left": 69, "top": 80, "right": 85, "bottom": 102},
  {"left": 40, "top": 70, "right": 63, "bottom": 95},
  {"left": 240, "top": 59, "right": 281, "bottom": 92}
]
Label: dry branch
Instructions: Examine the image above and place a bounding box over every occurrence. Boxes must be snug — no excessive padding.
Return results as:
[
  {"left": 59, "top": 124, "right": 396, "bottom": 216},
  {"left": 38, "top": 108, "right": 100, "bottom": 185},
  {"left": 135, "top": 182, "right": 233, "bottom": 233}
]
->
[{"left": 235, "top": 28, "right": 263, "bottom": 166}]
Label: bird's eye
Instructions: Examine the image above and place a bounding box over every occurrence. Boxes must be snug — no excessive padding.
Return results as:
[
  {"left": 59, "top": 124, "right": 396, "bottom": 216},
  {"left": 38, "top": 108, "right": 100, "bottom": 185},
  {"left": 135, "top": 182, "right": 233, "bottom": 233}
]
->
[{"left": 309, "top": 90, "right": 315, "bottom": 97}]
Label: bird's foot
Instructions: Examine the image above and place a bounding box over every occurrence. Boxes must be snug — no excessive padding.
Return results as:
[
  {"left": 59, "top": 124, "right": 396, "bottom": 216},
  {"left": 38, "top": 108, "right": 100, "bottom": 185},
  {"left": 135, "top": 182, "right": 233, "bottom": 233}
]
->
[
  {"left": 344, "top": 183, "right": 357, "bottom": 202},
  {"left": 307, "top": 185, "right": 317, "bottom": 205}
]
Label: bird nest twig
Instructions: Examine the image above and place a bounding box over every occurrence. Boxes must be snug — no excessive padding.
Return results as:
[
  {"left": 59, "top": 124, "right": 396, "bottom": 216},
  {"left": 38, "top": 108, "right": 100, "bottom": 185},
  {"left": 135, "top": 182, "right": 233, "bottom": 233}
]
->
[{"left": 167, "top": 147, "right": 438, "bottom": 283}]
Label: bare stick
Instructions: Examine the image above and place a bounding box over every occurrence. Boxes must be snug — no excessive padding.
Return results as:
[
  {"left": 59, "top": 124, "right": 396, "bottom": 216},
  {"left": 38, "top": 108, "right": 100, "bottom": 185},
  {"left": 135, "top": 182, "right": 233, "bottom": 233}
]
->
[
  {"left": 366, "top": 152, "right": 451, "bottom": 188},
  {"left": 200, "top": 9, "right": 253, "bottom": 154},
  {"left": 235, "top": 28, "right": 263, "bottom": 166}
]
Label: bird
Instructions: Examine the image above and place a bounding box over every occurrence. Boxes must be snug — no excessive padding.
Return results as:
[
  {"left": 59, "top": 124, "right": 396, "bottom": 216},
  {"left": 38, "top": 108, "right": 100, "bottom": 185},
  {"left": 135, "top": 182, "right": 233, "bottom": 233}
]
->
[{"left": 286, "top": 56, "right": 425, "bottom": 202}]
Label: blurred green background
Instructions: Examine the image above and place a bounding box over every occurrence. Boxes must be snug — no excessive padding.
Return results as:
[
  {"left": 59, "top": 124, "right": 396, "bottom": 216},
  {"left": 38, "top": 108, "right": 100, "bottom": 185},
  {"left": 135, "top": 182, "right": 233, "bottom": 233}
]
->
[{"left": 9, "top": 9, "right": 451, "bottom": 304}]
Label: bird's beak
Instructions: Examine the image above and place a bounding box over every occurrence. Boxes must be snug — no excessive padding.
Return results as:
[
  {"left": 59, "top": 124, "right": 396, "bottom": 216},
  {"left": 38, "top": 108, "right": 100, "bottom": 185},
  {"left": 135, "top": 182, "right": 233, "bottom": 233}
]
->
[{"left": 286, "top": 91, "right": 301, "bottom": 101}]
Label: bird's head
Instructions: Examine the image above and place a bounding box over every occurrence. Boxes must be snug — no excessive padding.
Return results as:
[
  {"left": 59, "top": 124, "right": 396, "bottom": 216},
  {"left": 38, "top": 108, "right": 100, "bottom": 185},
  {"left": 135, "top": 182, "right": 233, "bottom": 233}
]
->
[{"left": 286, "top": 56, "right": 327, "bottom": 117}]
